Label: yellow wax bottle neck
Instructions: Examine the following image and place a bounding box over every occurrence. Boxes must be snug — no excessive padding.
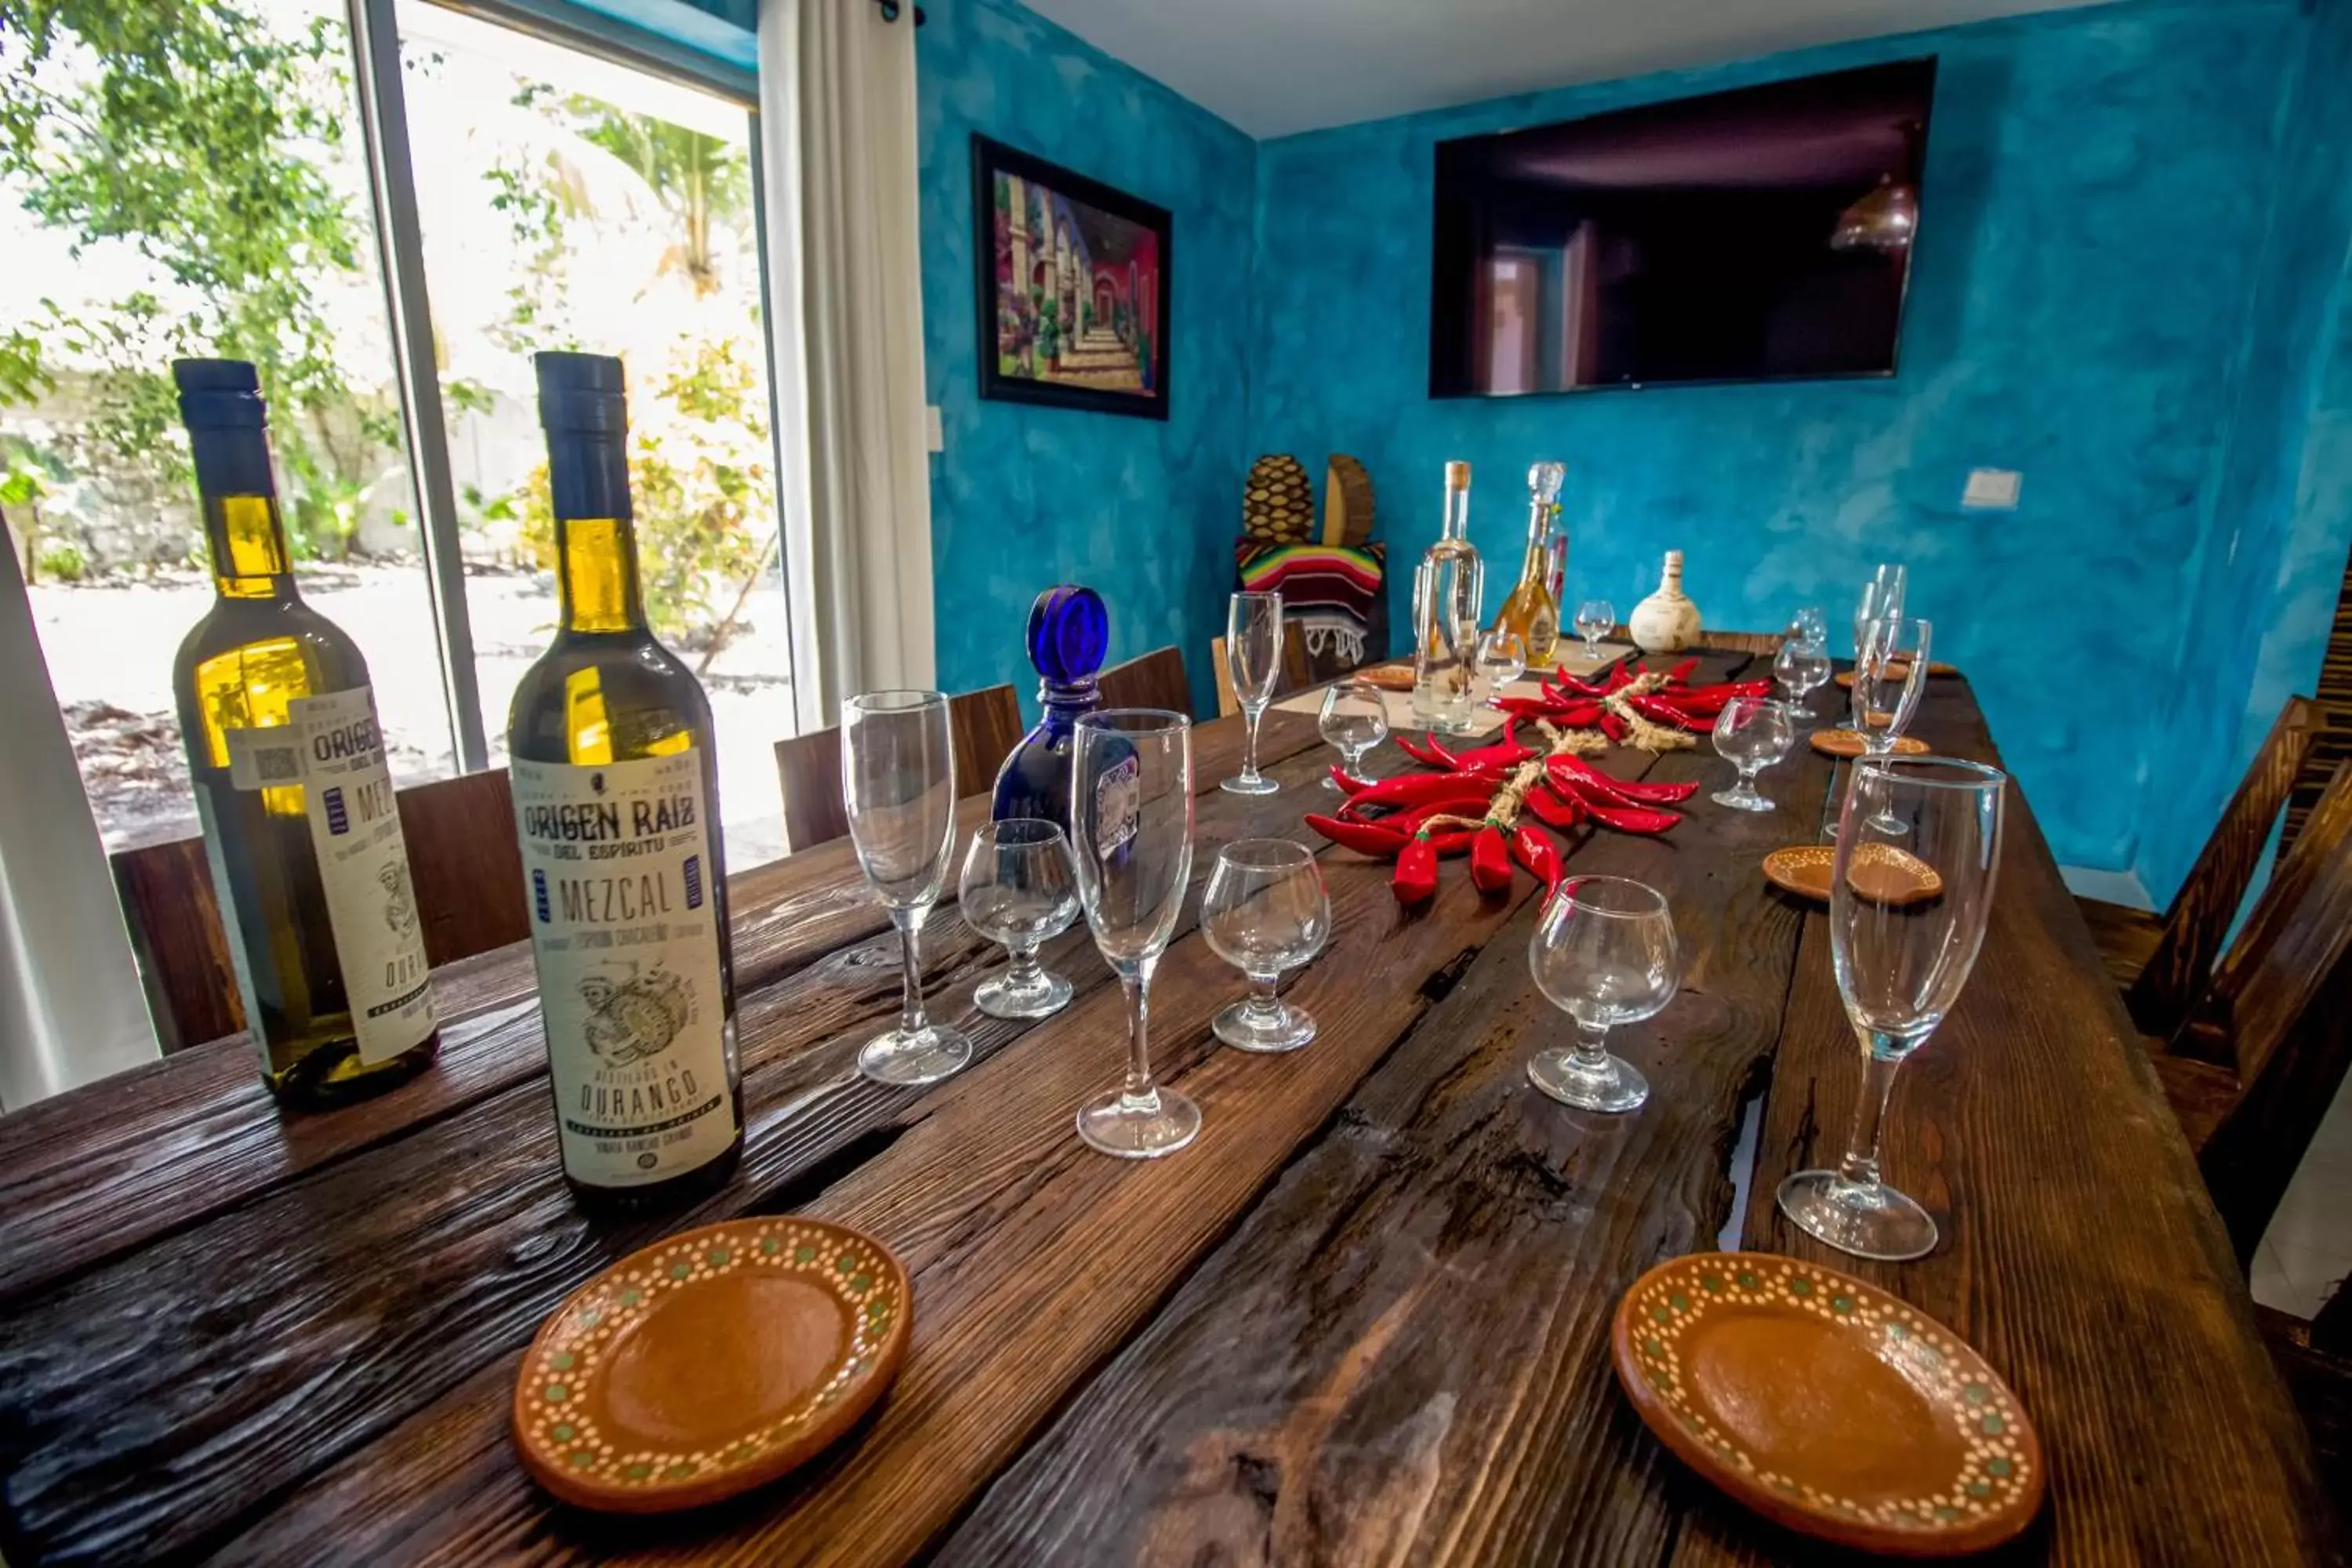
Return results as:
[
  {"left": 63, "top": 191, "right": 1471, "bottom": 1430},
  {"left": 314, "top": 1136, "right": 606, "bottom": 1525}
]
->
[
  {"left": 205, "top": 495, "right": 296, "bottom": 601},
  {"left": 557, "top": 515, "right": 647, "bottom": 635}
]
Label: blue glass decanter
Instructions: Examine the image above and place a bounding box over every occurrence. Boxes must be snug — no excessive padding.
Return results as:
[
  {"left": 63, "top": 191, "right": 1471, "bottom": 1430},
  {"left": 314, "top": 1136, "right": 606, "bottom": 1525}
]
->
[{"left": 991, "top": 585, "right": 1109, "bottom": 833}]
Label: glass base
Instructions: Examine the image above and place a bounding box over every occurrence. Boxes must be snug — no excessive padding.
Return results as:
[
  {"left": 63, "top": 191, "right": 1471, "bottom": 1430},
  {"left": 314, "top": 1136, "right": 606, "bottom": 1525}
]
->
[
  {"left": 975, "top": 967, "right": 1072, "bottom": 1020},
  {"left": 1212, "top": 997, "right": 1317, "bottom": 1054},
  {"left": 1527, "top": 1046, "right": 1648, "bottom": 1112},
  {"left": 1076, "top": 1085, "right": 1202, "bottom": 1158},
  {"left": 858, "top": 1024, "right": 974, "bottom": 1086},
  {"left": 1776, "top": 1169, "right": 1938, "bottom": 1261},
  {"left": 1221, "top": 773, "right": 1279, "bottom": 796},
  {"left": 1866, "top": 810, "right": 1911, "bottom": 835},
  {"left": 1322, "top": 775, "right": 1345, "bottom": 793},
  {"left": 1711, "top": 785, "right": 1774, "bottom": 812}
]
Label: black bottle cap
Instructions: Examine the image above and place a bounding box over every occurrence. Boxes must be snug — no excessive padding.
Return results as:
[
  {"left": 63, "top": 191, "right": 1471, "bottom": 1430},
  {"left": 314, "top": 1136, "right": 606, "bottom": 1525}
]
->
[
  {"left": 173, "top": 358, "right": 267, "bottom": 430},
  {"left": 535, "top": 351, "right": 630, "bottom": 437}
]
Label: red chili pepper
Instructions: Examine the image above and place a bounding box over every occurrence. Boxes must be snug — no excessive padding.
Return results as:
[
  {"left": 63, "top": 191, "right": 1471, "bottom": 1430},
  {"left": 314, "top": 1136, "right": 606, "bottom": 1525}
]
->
[
  {"left": 1628, "top": 693, "right": 1697, "bottom": 728},
  {"left": 1392, "top": 837, "right": 1439, "bottom": 902},
  {"left": 1304, "top": 813, "right": 1409, "bottom": 855},
  {"left": 1340, "top": 771, "right": 1504, "bottom": 811},
  {"left": 1469, "top": 824, "right": 1514, "bottom": 893},
  {"left": 1667, "top": 657, "right": 1699, "bottom": 685},
  {"left": 1381, "top": 799, "right": 1488, "bottom": 836},
  {"left": 1328, "top": 766, "right": 1374, "bottom": 794},
  {"left": 1425, "top": 827, "right": 1479, "bottom": 855},
  {"left": 1548, "top": 754, "right": 1699, "bottom": 804},
  {"left": 1511, "top": 824, "right": 1563, "bottom": 897},
  {"left": 1599, "top": 710, "right": 1630, "bottom": 743},
  {"left": 1523, "top": 783, "right": 1585, "bottom": 829},
  {"left": 1450, "top": 737, "right": 1534, "bottom": 770},
  {"left": 1587, "top": 800, "right": 1682, "bottom": 834}
]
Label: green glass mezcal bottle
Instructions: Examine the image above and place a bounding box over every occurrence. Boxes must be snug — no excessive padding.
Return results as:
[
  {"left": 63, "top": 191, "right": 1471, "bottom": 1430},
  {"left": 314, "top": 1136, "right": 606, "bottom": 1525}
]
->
[{"left": 506, "top": 351, "right": 742, "bottom": 1208}]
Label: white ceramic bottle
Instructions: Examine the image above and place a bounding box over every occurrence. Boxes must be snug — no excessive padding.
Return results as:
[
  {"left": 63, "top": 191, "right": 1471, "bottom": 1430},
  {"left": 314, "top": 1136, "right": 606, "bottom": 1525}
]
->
[{"left": 1628, "top": 550, "right": 1702, "bottom": 654}]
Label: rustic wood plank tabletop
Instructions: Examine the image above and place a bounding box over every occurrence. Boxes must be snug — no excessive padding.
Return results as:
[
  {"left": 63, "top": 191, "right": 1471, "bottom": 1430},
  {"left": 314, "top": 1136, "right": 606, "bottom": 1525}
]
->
[{"left": 0, "top": 651, "right": 2336, "bottom": 1566}]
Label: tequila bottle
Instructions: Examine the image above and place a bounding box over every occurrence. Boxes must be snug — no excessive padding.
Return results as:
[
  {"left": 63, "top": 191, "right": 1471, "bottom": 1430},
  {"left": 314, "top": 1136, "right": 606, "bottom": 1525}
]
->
[
  {"left": 1412, "top": 460, "right": 1485, "bottom": 734},
  {"left": 1493, "top": 461, "right": 1566, "bottom": 665},
  {"left": 991, "top": 584, "right": 1108, "bottom": 835}
]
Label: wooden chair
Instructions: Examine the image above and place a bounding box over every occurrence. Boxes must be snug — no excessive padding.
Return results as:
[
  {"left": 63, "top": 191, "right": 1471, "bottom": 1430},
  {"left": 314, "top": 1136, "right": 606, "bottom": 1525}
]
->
[
  {"left": 2079, "top": 696, "right": 2323, "bottom": 1039},
  {"left": 2140, "top": 753, "right": 2352, "bottom": 1269},
  {"left": 1097, "top": 645, "right": 1192, "bottom": 714},
  {"left": 1207, "top": 623, "right": 1315, "bottom": 717},
  {"left": 771, "top": 684, "right": 1022, "bottom": 855},
  {"left": 112, "top": 768, "right": 530, "bottom": 1054}
]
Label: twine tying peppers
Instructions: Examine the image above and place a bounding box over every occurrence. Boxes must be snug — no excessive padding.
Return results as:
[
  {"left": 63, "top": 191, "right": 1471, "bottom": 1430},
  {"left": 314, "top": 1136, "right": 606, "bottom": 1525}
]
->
[{"left": 1305, "top": 655, "right": 1772, "bottom": 906}]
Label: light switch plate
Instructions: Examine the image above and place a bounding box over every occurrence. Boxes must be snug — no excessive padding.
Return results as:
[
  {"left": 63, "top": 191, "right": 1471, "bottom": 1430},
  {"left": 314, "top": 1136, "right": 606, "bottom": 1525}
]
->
[
  {"left": 924, "top": 404, "right": 944, "bottom": 454},
  {"left": 1962, "top": 468, "right": 2021, "bottom": 510}
]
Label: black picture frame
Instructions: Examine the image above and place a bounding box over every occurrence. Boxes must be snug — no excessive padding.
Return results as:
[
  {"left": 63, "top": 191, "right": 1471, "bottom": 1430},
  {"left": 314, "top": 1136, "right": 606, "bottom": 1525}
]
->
[{"left": 972, "top": 135, "right": 1171, "bottom": 421}]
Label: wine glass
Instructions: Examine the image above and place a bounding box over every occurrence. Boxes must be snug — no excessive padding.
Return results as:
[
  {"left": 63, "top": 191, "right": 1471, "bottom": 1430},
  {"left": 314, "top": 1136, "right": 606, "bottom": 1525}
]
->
[
  {"left": 1777, "top": 756, "right": 2007, "bottom": 1261},
  {"left": 843, "top": 691, "right": 971, "bottom": 1085},
  {"left": 959, "top": 818, "right": 1080, "bottom": 1019},
  {"left": 1317, "top": 677, "right": 1388, "bottom": 789},
  {"left": 1791, "top": 604, "right": 1829, "bottom": 649},
  {"left": 1221, "top": 591, "right": 1283, "bottom": 796},
  {"left": 1711, "top": 696, "right": 1797, "bottom": 811},
  {"left": 1070, "top": 709, "right": 1200, "bottom": 1157},
  {"left": 1773, "top": 636, "right": 1831, "bottom": 717},
  {"left": 1573, "top": 598, "right": 1616, "bottom": 663},
  {"left": 1200, "top": 839, "right": 1330, "bottom": 1052},
  {"left": 1526, "top": 876, "right": 1679, "bottom": 1112},
  {"left": 1477, "top": 627, "right": 1527, "bottom": 698}
]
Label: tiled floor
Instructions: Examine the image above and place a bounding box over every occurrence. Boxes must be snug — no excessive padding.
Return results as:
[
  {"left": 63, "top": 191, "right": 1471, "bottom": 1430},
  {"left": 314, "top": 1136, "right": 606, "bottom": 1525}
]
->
[{"left": 2254, "top": 1070, "right": 2352, "bottom": 1319}]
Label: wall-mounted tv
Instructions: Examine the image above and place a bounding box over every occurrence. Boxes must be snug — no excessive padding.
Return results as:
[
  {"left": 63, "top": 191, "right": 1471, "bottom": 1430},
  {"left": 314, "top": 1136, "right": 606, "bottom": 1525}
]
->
[{"left": 1430, "top": 58, "right": 1936, "bottom": 397}]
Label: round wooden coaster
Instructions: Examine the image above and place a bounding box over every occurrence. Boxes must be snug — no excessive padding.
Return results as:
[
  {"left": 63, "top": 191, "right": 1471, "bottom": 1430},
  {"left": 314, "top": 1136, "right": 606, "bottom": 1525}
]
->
[
  {"left": 1809, "top": 730, "right": 1930, "bottom": 759},
  {"left": 1613, "top": 1252, "right": 2044, "bottom": 1556},
  {"left": 512, "top": 1217, "right": 909, "bottom": 1514},
  {"left": 1762, "top": 844, "right": 1944, "bottom": 906}
]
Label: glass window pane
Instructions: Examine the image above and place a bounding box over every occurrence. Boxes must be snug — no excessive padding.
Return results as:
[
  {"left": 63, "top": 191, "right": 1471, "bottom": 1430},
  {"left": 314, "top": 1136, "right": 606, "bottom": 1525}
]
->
[
  {"left": 0, "top": 0, "right": 459, "bottom": 850},
  {"left": 395, "top": 2, "right": 789, "bottom": 861}
]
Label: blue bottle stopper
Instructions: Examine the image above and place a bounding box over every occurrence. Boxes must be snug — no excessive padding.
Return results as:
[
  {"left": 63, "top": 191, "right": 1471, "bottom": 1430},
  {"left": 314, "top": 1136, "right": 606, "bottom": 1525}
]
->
[{"left": 1028, "top": 584, "right": 1108, "bottom": 688}]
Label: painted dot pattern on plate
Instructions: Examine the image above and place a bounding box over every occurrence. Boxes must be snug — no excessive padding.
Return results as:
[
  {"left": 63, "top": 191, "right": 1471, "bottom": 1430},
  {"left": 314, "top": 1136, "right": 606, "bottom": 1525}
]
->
[
  {"left": 514, "top": 1220, "right": 902, "bottom": 1492},
  {"left": 1624, "top": 1258, "right": 2034, "bottom": 1534}
]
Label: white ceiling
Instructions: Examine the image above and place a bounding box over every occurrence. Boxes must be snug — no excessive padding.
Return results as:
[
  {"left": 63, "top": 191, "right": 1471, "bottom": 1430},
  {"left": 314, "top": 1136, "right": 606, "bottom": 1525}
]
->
[{"left": 1018, "top": 0, "right": 2111, "bottom": 139}]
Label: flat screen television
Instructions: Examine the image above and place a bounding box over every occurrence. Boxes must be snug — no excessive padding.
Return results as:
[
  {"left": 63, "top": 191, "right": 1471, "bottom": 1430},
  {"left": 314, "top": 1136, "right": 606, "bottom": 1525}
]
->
[{"left": 1430, "top": 58, "right": 1936, "bottom": 397}]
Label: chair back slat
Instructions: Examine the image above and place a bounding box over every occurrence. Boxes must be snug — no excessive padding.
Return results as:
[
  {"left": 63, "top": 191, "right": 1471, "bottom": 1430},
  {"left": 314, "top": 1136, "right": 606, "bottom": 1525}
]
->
[
  {"left": 2185, "top": 755, "right": 2352, "bottom": 1265},
  {"left": 2130, "top": 696, "right": 2323, "bottom": 1036},
  {"left": 1097, "top": 646, "right": 1192, "bottom": 715},
  {"left": 772, "top": 684, "right": 1024, "bottom": 855},
  {"left": 110, "top": 768, "right": 532, "bottom": 1054},
  {"left": 1208, "top": 624, "right": 1313, "bottom": 717}
]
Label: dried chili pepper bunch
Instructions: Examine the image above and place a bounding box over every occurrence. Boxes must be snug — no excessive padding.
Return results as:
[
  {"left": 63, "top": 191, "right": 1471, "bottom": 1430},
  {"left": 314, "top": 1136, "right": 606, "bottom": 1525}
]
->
[{"left": 1305, "top": 657, "right": 1768, "bottom": 906}]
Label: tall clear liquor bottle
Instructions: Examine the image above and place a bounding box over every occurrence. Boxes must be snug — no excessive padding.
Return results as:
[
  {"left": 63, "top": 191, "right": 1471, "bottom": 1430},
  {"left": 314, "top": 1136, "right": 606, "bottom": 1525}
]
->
[
  {"left": 507, "top": 351, "right": 743, "bottom": 1207},
  {"left": 169, "top": 359, "right": 440, "bottom": 1102},
  {"left": 1411, "top": 459, "right": 1485, "bottom": 734}
]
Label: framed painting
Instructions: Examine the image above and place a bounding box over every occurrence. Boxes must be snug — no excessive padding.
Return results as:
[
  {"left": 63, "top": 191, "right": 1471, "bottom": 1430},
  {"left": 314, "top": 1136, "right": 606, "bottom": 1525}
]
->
[{"left": 972, "top": 136, "right": 1171, "bottom": 420}]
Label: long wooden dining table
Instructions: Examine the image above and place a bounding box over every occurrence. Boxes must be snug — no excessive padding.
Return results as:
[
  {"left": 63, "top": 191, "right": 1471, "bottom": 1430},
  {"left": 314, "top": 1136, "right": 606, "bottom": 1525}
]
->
[{"left": 0, "top": 648, "right": 2337, "bottom": 1566}]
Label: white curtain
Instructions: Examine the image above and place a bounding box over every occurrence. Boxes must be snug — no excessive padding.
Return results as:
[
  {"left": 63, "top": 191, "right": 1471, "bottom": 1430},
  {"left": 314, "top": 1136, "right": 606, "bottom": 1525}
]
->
[
  {"left": 0, "top": 526, "right": 159, "bottom": 1109},
  {"left": 760, "top": 0, "right": 936, "bottom": 732}
]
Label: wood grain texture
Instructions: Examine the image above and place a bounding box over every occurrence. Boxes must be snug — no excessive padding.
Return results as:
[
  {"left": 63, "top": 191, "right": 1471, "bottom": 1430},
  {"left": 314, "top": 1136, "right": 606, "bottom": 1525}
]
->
[
  {"left": 1099, "top": 645, "right": 1193, "bottom": 713},
  {"left": 935, "top": 719, "right": 1823, "bottom": 1566},
  {"left": 0, "top": 722, "right": 1356, "bottom": 1566},
  {"left": 773, "top": 684, "right": 1024, "bottom": 853},
  {"left": 1707, "top": 677, "right": 2337, "bottom": 1567},
  {"left": 108, "top": 833, "right": 239, "bottom": 1053}
]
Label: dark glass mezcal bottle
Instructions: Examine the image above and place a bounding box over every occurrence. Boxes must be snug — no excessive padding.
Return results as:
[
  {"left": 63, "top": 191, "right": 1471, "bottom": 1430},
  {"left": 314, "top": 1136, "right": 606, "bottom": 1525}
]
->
[
  {"left": 506, "top": 351, "right": 743, "bottom": 1210},
  {"left": 169, "top": 359, "right": 441, "bottom": 1104},
  {"left": 991, "top": 585, "right": 1109, "bottom": 835}
]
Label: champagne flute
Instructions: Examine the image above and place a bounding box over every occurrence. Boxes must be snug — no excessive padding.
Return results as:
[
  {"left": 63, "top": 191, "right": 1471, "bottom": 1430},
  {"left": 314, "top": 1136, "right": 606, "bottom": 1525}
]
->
[
  {"left": 1777, "top": 756, "right": 2006, "bottom": 1260},
  {"left": 1711, "top": 695, "right": 1797, "bottom": 811},
  {"left": 1773, "top": 636, "right": 1831, "bottom": 717},
  {"left": 1200, "top": 839, "right": 1330, "bottom": 1052},
  {"left": 959, "top": 818, "right": 1080, "bottom": 1019},
  {"left": 1317, "top": 677, "right": 1388, "bottom": 789},
  {"left": 1853, "top": 616, "right": 1933, "bottom": 757},
  {"left": 1221, "top": 591, "right": 1283, "bottom": 795},
  {"left": 1071, "top": 709, "right": 1200, "bottom": 1157},
  {"left": 1526, "top": 876, "right": 1679, "bottom": 1112},
  {"left": 843, "top": 691, "right": 971, "bottom": 1085},
  {"left": 1853, "top": 565, "right": 1907, "bottom": 655},
  {"left": 1573, "top": 598, "right": 1616, "bottom": 664}
]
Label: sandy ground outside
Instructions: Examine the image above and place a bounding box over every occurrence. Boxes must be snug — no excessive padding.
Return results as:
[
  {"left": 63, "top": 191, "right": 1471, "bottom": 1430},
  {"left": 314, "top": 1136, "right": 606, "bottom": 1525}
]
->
[{"left": 32, "top": 561, "right": 796, "bottom": 864}]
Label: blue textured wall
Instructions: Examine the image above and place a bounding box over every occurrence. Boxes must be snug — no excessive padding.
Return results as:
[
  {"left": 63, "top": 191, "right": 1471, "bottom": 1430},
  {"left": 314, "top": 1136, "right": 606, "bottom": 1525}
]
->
[
  {"left": 1247, "top": 1, "right": 2301, "bottom": 876},
  {"left": 916, "top": 0, "right": 1256, "bottom": 718},
  {"left": 2144, "top": 0, "right": 2352, "bottom": 900}
]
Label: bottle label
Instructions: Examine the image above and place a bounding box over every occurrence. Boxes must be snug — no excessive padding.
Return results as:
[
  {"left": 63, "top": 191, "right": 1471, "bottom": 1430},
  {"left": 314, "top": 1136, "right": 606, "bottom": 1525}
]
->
[
  {"left": 241, "top": 687, "right": 437, "bottom": 1065},
  {"left": 510, "top": 750, "right": 734, "bottom": 1187},
  {"left": 1094, "top": 755, "right": 1138, "bottom": 857}
]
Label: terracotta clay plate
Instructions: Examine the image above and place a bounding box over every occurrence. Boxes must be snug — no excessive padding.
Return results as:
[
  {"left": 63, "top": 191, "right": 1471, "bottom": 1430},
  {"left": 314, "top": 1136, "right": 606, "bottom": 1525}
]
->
[
  {"left": 1359, "top": 662, "right": 1416, "bottom": 692},
  {"left": 1836, "top": 662, "right": 1958, "bottom": 688},
  {"left": 512, "top": 1216, "right": 910, "bottom": 1513},
  {"left": 1809, "top": 729, "right": 1931, "bottom": 759},
  {"left": 1762, "top": 843, "right": 1944, "bottom": 906},
  {"left": 1613, "top": 1252, "right": 2045, "bottom": 1556}
]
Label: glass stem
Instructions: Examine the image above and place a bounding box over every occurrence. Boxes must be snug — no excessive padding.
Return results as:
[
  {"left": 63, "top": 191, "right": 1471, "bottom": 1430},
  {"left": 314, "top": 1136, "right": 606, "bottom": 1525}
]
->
[
  {"left": 896, "top": 909, "right": 929, "bottom": 1036},
  {"left": 1837, "top": 1036, "right": 1907, "bottom": 1191},
  {"left": 1572, "top": 1018, "right": 1611, "bottom": 1069},
  {"left": 1006, "top": 942, "right": 1042, "bottom": 989},
  {"left": 1122, "top": 960, "right": 1158, "bottom": 1101},
  {"left": 1247, "top": 972, "right": 1281, "bottom": 1020},
  {"left": 1243, "top": 706, "right": 1263, "bottom": 780}
]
